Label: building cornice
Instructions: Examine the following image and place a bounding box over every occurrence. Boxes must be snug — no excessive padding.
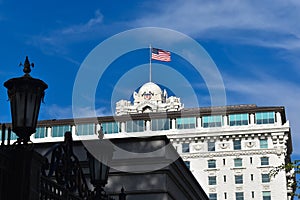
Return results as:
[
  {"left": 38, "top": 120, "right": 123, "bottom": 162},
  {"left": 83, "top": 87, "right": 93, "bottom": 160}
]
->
[{"left": 181, "top": 149, "right": 279, "bottom": 159}]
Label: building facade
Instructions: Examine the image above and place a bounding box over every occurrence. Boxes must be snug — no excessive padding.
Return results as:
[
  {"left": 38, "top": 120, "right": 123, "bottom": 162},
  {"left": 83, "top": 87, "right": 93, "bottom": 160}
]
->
[{"left": 3, "top": 82, "right": 293, "bottom": 200}]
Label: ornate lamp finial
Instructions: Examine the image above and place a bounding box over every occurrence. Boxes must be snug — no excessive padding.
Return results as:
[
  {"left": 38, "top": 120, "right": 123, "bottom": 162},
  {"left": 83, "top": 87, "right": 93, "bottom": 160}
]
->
[{"left": 20, "top": 56, "right": 34, "bottom": 75}]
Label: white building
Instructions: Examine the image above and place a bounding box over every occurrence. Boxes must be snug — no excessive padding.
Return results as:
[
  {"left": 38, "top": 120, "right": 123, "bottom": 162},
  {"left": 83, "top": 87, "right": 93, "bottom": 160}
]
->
[{"left": 13, "top": 81, "right": 293, "bottom": 200}]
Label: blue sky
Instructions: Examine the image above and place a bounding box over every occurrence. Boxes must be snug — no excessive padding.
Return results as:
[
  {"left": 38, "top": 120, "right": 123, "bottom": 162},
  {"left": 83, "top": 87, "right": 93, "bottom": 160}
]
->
[{"left": 1, "top": 1, "right": 300, "bottom": 159}]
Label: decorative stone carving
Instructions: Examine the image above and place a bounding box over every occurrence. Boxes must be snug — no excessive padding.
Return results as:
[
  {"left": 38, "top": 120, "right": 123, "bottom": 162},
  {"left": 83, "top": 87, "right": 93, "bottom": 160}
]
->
[
  {"left": 246, "top": 141, "right": 256, "bottom": 148},
  {"left": 180, "top": 149, "right": 278, "bottom": 159},
  {"left": 236, "top": 186, "right": 243, "bottom": 191},
  {"left": 193, "top": 144, "right": 202, "bottom": 151},
  {"left": 219, "top": 143, "right": 230, "bottom": 149},
  {"left": 263, "top": 185, "right": 270, "bottom": 190},
  {"left": 116, "top": 82, "right": 183, "bottom": 115},
  {"left": 275, "top": 146, "right": 284, "bottom": 156}
]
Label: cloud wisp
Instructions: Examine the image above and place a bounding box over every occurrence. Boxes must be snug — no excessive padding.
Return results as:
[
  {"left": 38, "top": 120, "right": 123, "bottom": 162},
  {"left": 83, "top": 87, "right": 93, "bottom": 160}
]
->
[
  {"left": 27, "top": 10, "right": 104, "bottom": 55},
  {"left": 40, "top": 104, "right": 111, "bottom": 120},
  {"left": 27, "top": 1, "right": 300, "bottom": 57},
  {"left": 134, "top": 0, "right": 300, "bottom": 50}
]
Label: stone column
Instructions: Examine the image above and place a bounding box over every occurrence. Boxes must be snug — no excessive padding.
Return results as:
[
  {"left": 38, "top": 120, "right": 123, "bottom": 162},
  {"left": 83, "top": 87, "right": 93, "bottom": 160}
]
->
[
  {"left": 146, "top": 120, "right": 151, "bottom": 131},
  {"left": 197, "top": 117, "right": 201, "bottom": 128},
  {"left": 223, "top": 115, "right": 228, "bottom": 127},
  {"left": 276, "top": 112, "right": 282, "bottom": 125},
  {"left": 250, "top": 113, "right": 255, "bottom": 125},
  {"left": 171, "top": 119, "right": 176, "bottom": 130}
]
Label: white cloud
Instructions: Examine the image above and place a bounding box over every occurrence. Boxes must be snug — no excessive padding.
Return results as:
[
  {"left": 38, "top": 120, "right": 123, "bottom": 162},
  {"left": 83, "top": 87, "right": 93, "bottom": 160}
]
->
[
  {"left": 40, "top": 104, "right": 112, "bottom": 120},
  {"left": 60, "top": 10, "right": 103, "bottom": 35},
  {"left": 28, "top": 1, "right": 300, "bottom": 56},
  {"left": 134, "top": 0, "right": 300, "bottom": 50},
  {"left": 28, "top": 10, "right": 104, "bottom": 55},
  {"left": 40, "top": 104, "right": 72, "bottom": 119}
]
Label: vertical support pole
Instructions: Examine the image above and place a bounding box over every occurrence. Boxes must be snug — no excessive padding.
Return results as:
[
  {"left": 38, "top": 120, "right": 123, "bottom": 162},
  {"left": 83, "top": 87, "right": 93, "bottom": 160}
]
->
[
  {"left": 7, "top": 127, "right": 11, "bottom": 146},
  {"left": 1, "top": 124, "right": 5, "bottom": 146},
  {"left": 149, "top": 45, "right": 152, "bottom": 82}
]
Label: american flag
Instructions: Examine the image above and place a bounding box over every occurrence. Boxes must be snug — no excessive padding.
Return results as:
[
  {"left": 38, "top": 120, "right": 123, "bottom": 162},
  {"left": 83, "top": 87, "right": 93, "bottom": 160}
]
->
[{"left": 151, "top": 48, "right": 171, "bottom": 62}]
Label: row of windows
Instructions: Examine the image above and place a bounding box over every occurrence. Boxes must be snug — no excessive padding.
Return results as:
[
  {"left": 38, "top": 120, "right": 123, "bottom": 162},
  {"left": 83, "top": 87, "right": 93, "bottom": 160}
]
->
[
  {"left": 184, "top": 157, "right": 269, "bottom": 172},
  {"left": 204, "top": 112, "right": 275, "bottom": 127},
  {"left": 34, "top": 124, "right": 95, "bottom": 138},
  {"left": 207, "top": 157, "right": 269, "bottom": 168},
  {"left": 0, "top": 114, "right": 275, "bottom": 140},
  {"left": 180, "top": 139, "right": 268, "bottom": 153},
  {"left": 209, "top": 191, "right": 271, "bottom": 200},
  {"left": 0, "top": 112, "right": 278, "bottom": 140},
  {"left": 107, "top": 111, "right": 275, "bottom": 133},
  {"left": 208, "top": 173, "right": 270, "bottom": 185},
  {"left": 28, "top": 112, "right": 276, "bottom": 138},
  {"left": 1, "top": 125, "right": 272, "bottom": 148}
]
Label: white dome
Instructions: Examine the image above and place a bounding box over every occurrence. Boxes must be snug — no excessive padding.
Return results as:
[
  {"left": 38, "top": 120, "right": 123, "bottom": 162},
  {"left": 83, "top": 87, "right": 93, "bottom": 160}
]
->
[{"left": 138, "top": 82, "right": 162, "bottom": 95}]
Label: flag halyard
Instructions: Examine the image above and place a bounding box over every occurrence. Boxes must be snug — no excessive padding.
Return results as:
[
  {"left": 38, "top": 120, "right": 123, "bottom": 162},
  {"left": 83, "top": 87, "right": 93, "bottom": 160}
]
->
[{"left": 151, "top": 48, "right": 171, "bottom": 62}]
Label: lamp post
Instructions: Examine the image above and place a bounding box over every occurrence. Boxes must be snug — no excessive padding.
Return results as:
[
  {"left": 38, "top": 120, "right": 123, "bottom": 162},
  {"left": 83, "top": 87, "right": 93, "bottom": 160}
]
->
[
  {"left": 4, "top": 56, "right": 48, "bottom": 144},
  {"left": 1, "top": 56, "right": 48, "bottom": 200},
  {"left": 86, "top": 139, "right": 114, "bottom": 200}
]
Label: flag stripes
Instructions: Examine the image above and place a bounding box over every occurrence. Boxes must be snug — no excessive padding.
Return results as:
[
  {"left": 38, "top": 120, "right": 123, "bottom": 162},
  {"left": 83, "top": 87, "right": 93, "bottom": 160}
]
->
[{"left": 151, "top": 48, "right": 171, "bottom": 62}]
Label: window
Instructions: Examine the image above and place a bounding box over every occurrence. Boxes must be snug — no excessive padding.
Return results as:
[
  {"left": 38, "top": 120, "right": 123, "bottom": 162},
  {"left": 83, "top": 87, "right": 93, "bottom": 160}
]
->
[
  {"left": 126, "top": 120, "right": 144, "bottom": 132},
  {"left": 0, "top": 129, "right": 17, "bottom": 140},
  {"left": 208, "top": 141, "right": 215, "bottom": 151},
  {"left": 208, "top": 176, "right": 217, "bottom": 185},
  {"left": 235, "top": 175, "right": 243, "bottom": 184},
  {"left": 234, "top": 140, "right": 241, "bottom": 150},
  {"left": 263, "top": 191, "right": 271, "bottom": 200},
  {"left": 202, "top": 115, "right": 223, "bottom": 128},
  {"left": 34, "top": 127, "right": 47, "bottom": 138},
  {"left": 0, "top": 129, "right": 4, "bottom": 140},
  {"left": 52, "top": 125, "right": 71, "bottom": 137},
  {"left": 76, "top": 123, "right": 95, "bottom": 136},
  {"left": 184, "top": 161, "right": 190, "bottom": 169},
  {"left": 260, "top": 139, "right": 268, "bottom": 148},
  {"left": 224, "top": 192, "right": 227, "bottom": 199},
  {"left": 256, "top": 112, "right": 275, "bottom": 124},
  {"left": 208, "top": 159, "right": 216, "bottom": 168},
  {"left": 223, "top": 175, "right": 227, "bottom": 182},
  {"left": 10, "top": 132, "right": 18, "bottom": 140},
  {"left": 182, "top": 143, "right": 190, "bottom": 153},
  {"left": 234, "top": 158, "right": 243, "bottom": 167},
  {"left": 209, "top": 193, "right": 217, "bottom": 200},
  {"left": 229, "top": 113, "right": 249, "bottom": 126},
  {"left": 251, "top": 191, "right": 255, "bottom": 198},
  {"left": 102, "top": 122, "right": 119, "bottom": 134},
  {"left": 151, "top": 118, "right": 170, "bottom": 131},
  {"left": 262, "top": 174, "right": 270, "bottom": 183},
  {"left": 223, "top": 159, "right": 226, "bottom": 165},
  {"left": 261, "top": 157, "right": 269, "bottom": 166},
  {"left": 177, "top": 117, "right": 196, "bottom": 129},
  {"left": 250, "top": 174, "right": 254, "bottom": 181},
  {"left": 250, "top": 157, "right": 253, "bottom": 164},
  {"left": 235, "top": 192, "right": 244, "bottom": 200}
]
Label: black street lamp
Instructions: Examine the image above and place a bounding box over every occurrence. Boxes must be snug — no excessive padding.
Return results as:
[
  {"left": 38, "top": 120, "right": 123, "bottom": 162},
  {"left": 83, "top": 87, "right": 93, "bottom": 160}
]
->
[
  {"left": 86, "top": 139, "right": 114, "bottom": 200},
  {"left": 4, "top": 56, "right": 48, "bottom": 144},
  {"left": 0, "top": 56, "right": 48, "bottom": 200}
]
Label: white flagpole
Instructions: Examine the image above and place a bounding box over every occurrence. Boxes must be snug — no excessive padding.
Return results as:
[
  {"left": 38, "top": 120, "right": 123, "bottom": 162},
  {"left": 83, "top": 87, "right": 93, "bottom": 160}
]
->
[{"left": 149, "top": 44, "right": 152, "bottom": 82}]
